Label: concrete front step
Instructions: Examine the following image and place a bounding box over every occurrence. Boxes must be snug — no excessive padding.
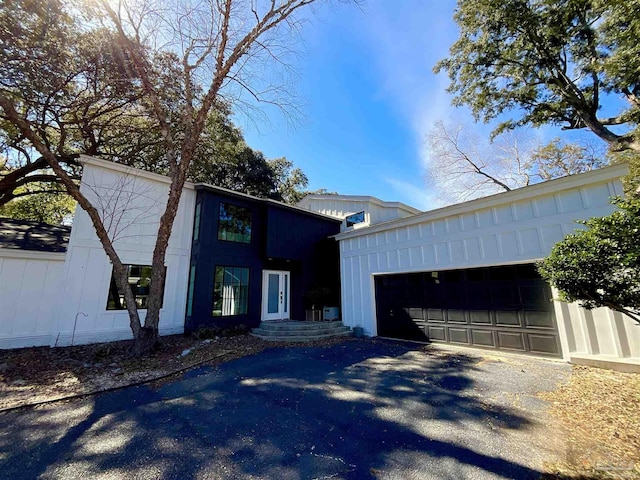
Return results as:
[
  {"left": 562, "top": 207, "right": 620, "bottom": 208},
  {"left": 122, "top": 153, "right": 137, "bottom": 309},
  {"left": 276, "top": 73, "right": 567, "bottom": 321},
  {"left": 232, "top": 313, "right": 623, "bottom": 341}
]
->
[
  {"left": 252, "top": 326, "right": 351, "bottom": 337},
  {"left": 251, "top": 321, "right": 352, "bottom": 342},
  {"left": 256, "top": 321, "right": 345, "bottom": 331},
  {"left": 250, "top": 330, "right": 353, "bottom": 342}
]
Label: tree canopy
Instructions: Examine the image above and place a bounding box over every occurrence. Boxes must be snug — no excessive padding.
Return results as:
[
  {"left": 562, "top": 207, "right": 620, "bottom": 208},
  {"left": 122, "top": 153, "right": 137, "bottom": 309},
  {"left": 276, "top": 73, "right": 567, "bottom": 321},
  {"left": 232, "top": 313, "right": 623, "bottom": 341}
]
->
[
  {"left": 435, "top": 0, "right": 640, "bottom": 152},
  {"left": 0, "top": 0, "right": 314, "bottom": 223},
  {"left": 538, "top": 196, "right": 640, "bottom": 324}
]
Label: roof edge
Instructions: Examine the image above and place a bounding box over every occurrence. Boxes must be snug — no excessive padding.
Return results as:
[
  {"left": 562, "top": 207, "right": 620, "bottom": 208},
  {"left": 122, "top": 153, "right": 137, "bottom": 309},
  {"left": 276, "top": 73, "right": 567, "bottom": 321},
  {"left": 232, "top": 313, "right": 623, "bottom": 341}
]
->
[
  {"left": 334, "top": 163, "right": 629, "bottom": 241},
  {"left": 298, "top": 194, "right": 421, "bottom": 214},
  {"left": 79, "top": 155, "right": 196, "bottom": 190},
  {"left": 193, "top": 183, "right": 342, "bottom": 222},
  {"left": 0, "top": 249, "right": 67, "bottom": 261}
]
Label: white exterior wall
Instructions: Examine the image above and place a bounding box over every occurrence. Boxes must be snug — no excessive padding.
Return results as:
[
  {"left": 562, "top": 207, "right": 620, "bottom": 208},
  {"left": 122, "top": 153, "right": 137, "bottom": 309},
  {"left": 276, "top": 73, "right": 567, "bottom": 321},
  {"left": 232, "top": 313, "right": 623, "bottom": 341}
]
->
[
  {"left": 298, "top": 196, "right": 420, "bottom": 231},
  {"left": 553, "top": 295, "right": 640, "bottom": 368},
  {"left": 0, "top": 250, "right": 65, "bottom": 348},
  {"left": 335, "top": 165, "right": 640, "bottom": 366},
  {"left": 52, "top": 157, "right": 196, "bottom": 346}
]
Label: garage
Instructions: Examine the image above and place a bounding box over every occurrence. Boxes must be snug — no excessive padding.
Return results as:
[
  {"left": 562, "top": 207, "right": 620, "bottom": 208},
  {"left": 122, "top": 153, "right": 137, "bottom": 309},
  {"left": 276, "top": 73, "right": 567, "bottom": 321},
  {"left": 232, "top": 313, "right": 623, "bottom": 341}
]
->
[{"left": 375, "top": 264, "right": 561, "bottom": 357}]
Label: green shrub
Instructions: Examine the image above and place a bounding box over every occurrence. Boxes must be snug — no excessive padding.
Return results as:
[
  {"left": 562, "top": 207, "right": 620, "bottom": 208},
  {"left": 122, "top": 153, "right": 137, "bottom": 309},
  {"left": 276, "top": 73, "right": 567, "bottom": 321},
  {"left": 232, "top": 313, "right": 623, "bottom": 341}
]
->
[{"left": 537, "top": 196, "right": 640, "bottom": 324}]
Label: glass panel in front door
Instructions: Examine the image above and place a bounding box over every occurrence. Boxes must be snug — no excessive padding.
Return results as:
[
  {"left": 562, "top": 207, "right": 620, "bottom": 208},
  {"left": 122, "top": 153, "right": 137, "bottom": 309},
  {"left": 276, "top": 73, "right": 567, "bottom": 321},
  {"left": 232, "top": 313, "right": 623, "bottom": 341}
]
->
[
  {"left": 267, "top": 273, "right": 280, "bottom": 314},
  {"left": 284, "top": 274, "right": 289, "bottom": 314}
]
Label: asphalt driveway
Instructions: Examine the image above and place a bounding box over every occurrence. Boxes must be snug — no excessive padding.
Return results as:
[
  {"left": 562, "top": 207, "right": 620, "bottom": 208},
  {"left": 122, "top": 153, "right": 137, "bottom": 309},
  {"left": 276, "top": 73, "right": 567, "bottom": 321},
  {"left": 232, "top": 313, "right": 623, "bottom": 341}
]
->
[{"left": 0, "top": 339, "right": 570, "bottom": 479}]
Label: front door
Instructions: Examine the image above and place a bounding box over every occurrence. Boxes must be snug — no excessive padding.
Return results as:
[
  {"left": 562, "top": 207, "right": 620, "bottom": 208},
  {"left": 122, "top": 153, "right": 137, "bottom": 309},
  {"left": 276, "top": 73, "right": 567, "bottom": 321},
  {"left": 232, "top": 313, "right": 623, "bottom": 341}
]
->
[{"left": 262, "top": 270, "right": 290, "bottom": 321}]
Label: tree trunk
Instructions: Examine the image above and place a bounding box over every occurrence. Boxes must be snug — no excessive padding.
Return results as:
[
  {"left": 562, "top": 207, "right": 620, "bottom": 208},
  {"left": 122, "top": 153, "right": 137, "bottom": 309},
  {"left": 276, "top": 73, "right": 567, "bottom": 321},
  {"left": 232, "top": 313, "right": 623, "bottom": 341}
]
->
[
  {"left": 579, "top": 112, "right": 640, "bottom": 153},
  {"left": 133, "top": 325, "right": 160, "bottom": 356},
  {"left": 136, "top": 162, "right": 190, "bottom": 355}
]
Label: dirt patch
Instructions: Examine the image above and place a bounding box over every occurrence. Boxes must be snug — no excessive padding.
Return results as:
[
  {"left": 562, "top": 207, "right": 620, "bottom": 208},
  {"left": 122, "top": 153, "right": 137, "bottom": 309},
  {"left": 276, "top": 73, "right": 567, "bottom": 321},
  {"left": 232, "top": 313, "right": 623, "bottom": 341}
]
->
[
  {"left": 0, "top": 334, "right": 354, "bottom": 411},
  {"left": 540, "top": 365, "right": 640, "bottom": 479}
]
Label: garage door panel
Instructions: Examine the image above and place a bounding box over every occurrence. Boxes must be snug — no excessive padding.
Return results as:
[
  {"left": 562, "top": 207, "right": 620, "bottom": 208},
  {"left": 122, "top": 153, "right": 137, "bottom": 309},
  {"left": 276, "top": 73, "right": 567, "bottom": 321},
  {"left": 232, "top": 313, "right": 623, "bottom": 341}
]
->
[
  {"left": 446, "top": 309, "right": 467, "bottom": 324},
  {"left": 448, "top": 328, "right": 470, "bottom": 345},
  {"left": 423, "top": 285, "right": 443, "bottom": 306},
  {"left": 469, "top": 310, "right": 492, "bottom": 325},
  {"left": 408, "top": 307, "right": 424, "bottom": 320},
  {"left": 472, "top": 330, "right": 496, "bottom": 347},
  {"left": 519, "top": 284, "right": 548, "bottom": 307},
  {"left": 491, "top": 284, "right": 520, "bottom": 307},
  {"left": 441, "top": 285, "right": 461, "bottom": 306},
  {"left": 426, "top": 308, "right": 445, "bottom": 322},
  {"left": 428, "top": 326, "right": 447, "bottom": 342},
  {"left": 528, "top": 334, "right": 559, "bottom": 354},
  {"left": 495, "top": 310, "right": 521, "bottom": 327},
  {"left": 379, "top": 308, "right": 428, "bottom": 341},
  {"left": 497, "top": 331, "right": 526, "bottom": 351},
  {"left": 524, "top": 311, "right": 555, "bottom": 329},
  {"left": 468, "top": 285, "right": 491, "bottom": 308}
]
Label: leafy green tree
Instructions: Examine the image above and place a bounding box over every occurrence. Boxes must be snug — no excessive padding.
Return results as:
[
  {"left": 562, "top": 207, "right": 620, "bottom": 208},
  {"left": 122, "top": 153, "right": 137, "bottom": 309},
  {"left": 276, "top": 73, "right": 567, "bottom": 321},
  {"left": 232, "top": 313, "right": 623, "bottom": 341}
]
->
[
  {"left": 0, "top": 0, "right": 156, "bottom": 206},
  {"left": 537, "top": 197, "right": 640, "bottom": 324},
  {"left": 608, "top": 150, "right": 640, "bottom": 195},
  {"left": 267, "top": 157, "right": 309, "bottom": 204},
  {"left": 0, "top": 190, "right": 75, "bottom": 225},
  {"left": 530, "top": 139, "right": 606, "bottom": 181},
  {"left": 435, "top": 0, "right": 640, "bottom": 152},
  {"left": 189, "top": 108, "right": 309, "bottom": 203}
]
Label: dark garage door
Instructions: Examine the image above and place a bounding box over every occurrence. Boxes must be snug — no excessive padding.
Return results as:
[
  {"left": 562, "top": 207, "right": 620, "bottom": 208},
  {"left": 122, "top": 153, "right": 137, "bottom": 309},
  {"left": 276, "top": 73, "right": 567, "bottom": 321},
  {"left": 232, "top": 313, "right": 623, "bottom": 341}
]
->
[{"left": 375, "top": 264, "right": 561, "bottom": 357}]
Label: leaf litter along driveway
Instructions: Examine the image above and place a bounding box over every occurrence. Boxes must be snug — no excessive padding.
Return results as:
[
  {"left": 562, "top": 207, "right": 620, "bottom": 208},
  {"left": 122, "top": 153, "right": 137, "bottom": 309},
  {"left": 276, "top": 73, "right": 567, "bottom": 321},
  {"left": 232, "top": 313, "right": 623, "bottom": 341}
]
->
[{"left": 0, "top": 339, "right": 571, "bottom": 479}]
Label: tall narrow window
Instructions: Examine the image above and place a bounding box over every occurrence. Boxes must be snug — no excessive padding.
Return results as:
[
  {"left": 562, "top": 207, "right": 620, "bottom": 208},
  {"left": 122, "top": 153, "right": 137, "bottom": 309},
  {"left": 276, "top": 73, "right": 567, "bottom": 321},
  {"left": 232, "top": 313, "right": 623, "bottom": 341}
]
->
[
  {"left": 106, "top": 264, "right": 164, "bottom": 310},
  {"left": 186, "top": 265, "right": 196, "bottom": 316},
  {"left": 193, "top": 202, "right": 202, "bottom": 242},
  {"left": 218, "top": 203, "right": 252, "bottom": 243},
  {"left": 213, "top": 266, "right": 249, "bottom": 316}
]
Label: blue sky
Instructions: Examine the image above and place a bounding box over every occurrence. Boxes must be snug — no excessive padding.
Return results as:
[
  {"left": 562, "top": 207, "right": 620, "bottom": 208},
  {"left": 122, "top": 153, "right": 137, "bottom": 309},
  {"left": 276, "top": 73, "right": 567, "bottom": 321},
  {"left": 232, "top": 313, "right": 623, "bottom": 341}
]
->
[
  {"left": 233, "top": 1, "right": 459, "bottom": 210},
  {"left": 234, "top": 1, "right": 601, "bottom": 210}
]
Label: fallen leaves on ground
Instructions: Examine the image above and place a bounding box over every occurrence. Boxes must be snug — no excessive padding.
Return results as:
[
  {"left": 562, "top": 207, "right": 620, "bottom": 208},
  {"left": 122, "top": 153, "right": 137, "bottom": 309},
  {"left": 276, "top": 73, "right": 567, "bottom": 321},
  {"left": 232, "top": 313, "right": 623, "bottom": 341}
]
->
[
  {"left": 0, "top": 334, "right": 353, "bottom": 410},
  {"left": 540, "top": 365, "right": 640, "bottom": 479}
]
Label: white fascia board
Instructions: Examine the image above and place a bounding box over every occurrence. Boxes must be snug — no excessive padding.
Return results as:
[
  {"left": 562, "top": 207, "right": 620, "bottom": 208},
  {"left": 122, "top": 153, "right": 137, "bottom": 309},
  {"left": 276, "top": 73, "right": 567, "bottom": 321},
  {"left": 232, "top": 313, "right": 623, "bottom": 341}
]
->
[
  {"left": 334, "top": 163, "right": 629, "bottom": 241},
  {"left": 298, "top": 194, "right": 421, "bottom": 215},
  {"left": 79, "top": 155, "right": 196, "bottom": 190}
]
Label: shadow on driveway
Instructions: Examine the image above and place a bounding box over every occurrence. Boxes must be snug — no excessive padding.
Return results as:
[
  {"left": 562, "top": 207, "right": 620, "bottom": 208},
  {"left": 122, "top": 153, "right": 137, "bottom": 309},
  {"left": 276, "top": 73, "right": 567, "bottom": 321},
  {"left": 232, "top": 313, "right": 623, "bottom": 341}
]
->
[{"left": 0, "top": 339, "right": 569, "bottom": 479}]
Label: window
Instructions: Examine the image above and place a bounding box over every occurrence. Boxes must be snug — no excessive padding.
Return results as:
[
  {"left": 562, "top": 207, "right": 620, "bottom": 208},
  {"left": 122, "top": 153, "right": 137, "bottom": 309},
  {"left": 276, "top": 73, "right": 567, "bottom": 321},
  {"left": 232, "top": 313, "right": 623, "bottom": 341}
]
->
[
  {"left": 106, "top": 264, "right": 164, "bottom": 310},
  {"left": 345, "top": 211, "right": 365, "bottom": 227},
  {"left": 213, "top": 266, "right": 249, "bottom": 316},
  {"left": 193, "top": 201, "right": 202, "bottom": 242},
  {"left": 218, "top": 203, "right": 252, "bottom": 243},
  {"left": 186, "top": 265, "right": 196, "bottom": 316}
]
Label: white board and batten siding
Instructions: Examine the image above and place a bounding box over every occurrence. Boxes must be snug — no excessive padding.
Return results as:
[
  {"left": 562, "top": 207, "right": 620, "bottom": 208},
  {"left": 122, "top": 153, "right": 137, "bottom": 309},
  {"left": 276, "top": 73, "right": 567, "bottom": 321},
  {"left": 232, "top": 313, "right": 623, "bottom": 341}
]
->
[
  {"left": 332, "top": 164, "right": 640, "bottom": 367},
  {"left": 52, "top": 156, "right": 196, "bottom": 346},
  {"left": 0, "top": 249, "right": 66, "bottom": 348},
  {"left": 297, "top": 195, "right": 421, "bottom": 231}
]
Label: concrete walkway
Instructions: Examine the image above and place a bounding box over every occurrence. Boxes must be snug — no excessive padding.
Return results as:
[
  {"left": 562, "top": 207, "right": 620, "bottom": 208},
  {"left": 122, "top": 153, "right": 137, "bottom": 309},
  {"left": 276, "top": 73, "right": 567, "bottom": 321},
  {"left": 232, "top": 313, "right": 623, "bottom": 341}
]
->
[{"left": 0, "top": 339, "right": 570, "bottom": 479}]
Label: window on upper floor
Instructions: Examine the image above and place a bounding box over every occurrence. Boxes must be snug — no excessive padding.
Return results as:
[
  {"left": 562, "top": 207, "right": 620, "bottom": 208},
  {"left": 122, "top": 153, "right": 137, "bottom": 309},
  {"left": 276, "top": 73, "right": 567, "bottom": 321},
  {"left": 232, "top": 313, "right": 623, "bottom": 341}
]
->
[
  {"left": 218, "top": 202, "right": 252, "bottom": 244},
  {"left": 193, "top": 201, "right": 202, "bottom": 242},
  {"left": 106, "top": 264, "right": 165, "bottom": 310},
  {"left": 345, "top": 210, "right": 365, "bottom": 227}
]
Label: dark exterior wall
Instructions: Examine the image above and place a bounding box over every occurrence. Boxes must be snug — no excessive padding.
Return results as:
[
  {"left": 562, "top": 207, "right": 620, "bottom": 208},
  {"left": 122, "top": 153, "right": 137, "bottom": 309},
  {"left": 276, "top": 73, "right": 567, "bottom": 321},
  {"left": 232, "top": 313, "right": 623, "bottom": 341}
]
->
[{"left": 185, "top": 189, "right": 341, "bottom": 332}]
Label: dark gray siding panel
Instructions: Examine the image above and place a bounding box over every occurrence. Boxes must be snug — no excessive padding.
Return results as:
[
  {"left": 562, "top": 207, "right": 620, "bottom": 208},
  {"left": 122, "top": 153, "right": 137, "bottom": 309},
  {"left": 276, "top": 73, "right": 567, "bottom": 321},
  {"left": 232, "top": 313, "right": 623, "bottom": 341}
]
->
[{"left": 185, "top": 190, "right": 341, "bottom": 332}]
